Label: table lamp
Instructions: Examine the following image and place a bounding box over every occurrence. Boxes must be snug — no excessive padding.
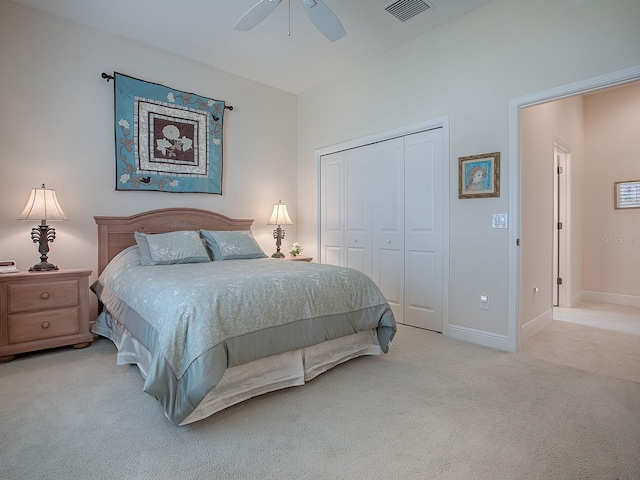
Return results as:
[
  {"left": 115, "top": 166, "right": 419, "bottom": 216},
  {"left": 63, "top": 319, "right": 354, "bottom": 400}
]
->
[
  {"left": 267, "top": 200, "right": 293, "bottom": 258},
  {"left": 18, "top": 184, "right": 68, "bottom": 272}
]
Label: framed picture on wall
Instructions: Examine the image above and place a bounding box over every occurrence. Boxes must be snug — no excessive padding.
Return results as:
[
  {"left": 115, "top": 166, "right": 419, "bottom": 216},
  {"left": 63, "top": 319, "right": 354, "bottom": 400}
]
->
[
  {"left": 458, "top": 152, "right": 500, "bottom": 199},
  {"left": 614, "top": 180, "right": 640, "bottom": 209}
]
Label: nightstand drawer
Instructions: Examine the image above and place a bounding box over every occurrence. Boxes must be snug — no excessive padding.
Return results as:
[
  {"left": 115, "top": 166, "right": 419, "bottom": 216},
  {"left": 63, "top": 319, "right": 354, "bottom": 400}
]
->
[
  {"left": 8, "top": 280, "right": 79, "bottom": 313},
  {"left": 8, "top": 308, "right": 80, "bottom": 344}
]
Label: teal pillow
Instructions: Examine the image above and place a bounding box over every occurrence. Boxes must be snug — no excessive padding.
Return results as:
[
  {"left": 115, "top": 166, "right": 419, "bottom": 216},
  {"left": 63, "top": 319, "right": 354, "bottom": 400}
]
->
[
  {"left": 134, "top": 231, "right": 211, "bottom": 265},
  {"left": 201, "top": 230, "right": 267, "bottom": 260}
]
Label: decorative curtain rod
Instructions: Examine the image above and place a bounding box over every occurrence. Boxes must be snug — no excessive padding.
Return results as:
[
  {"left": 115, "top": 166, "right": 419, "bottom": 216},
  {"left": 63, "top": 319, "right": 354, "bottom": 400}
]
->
[{"left": 100, "top": 72, "right": 233, "bottom": 111}]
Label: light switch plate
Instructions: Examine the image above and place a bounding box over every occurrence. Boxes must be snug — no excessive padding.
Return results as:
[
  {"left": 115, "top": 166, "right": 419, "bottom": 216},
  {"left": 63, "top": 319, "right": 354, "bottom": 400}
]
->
[
  {"left": 480, "top": 295, "right": 490, "bottom": 310},
  {"left": 492, "top": 214, "right": 508, "bottom": 229}
]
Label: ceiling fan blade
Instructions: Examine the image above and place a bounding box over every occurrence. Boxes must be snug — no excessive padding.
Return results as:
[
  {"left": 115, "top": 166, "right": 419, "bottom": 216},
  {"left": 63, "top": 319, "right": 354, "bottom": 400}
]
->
[
  {"left": 234, "top": 0, "right": 282, "bottom": 32},
  {"left": 300, "top": 0, "right": 345, "bottom": 42}
]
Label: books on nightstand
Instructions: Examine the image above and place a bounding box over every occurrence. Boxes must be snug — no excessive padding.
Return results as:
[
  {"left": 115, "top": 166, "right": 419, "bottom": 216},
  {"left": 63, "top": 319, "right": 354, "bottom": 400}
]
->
[{"left": 0, "top": 260, "right": 19, "bottom": 274}]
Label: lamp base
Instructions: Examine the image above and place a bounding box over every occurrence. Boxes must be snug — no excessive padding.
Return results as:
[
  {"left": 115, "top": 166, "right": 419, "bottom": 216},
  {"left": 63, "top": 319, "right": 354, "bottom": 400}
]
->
[
  {"left": 29, "top": 262, "right": 59, "bottom": 272},
  {"left": 271, "top": 252, "right": 285, "bottom": 258}
]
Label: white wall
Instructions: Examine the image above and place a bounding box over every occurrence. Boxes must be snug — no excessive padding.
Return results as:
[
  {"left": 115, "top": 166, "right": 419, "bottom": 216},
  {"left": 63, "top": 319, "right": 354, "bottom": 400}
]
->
[
  {"left": 583, "top": 82, "right": 640, "bottom": 298},
  {"left": 0, "top": 0, "right": 298, "bottom": 303},
  {"left": 296, "top": 0, "right": 640, "bottom": 349}
]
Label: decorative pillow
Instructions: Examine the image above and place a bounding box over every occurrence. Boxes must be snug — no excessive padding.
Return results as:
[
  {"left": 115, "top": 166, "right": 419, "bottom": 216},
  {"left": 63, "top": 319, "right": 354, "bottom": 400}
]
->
[
  {"left": 134, "top": 230, "right": 211, "bottom": 265},
  {"left": 201, "top": 230, "right": 267, "bottom": 261}
]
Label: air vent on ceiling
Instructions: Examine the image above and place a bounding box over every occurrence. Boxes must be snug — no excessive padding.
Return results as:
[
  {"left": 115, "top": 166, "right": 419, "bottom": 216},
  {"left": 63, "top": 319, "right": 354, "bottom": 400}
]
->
[{"left": 385, "top": 0, "right": 432, "bottom": 22}]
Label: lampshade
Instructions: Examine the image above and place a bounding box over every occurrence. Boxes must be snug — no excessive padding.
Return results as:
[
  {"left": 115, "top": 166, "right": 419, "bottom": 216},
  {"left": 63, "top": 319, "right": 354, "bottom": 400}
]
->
[
  {"left": 18, "top": 184, "right": 68, "bottom": 222},
  {"left": 267, "top": 201, "right": 293, "bottom": 226}
]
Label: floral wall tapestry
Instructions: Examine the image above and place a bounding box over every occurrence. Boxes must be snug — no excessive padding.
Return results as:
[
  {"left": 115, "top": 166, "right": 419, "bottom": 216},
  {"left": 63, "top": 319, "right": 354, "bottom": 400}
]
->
[{"left": 113, "top": 73, "right": 225, "bottom": 194}]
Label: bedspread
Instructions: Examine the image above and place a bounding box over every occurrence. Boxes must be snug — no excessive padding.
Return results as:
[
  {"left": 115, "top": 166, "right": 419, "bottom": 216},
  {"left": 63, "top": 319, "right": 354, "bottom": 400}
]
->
[{"left": 92, "top": 247, "right": 396, "bottom": 424}]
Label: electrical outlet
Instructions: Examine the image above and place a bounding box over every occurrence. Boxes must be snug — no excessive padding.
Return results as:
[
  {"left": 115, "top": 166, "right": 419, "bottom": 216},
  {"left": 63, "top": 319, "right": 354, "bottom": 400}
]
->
[
  {"left": 533, "top": 287, "right": 539, "bottom": 300},
  {"left": 480, "top": 295, "right": 490, "bottom": 310}
]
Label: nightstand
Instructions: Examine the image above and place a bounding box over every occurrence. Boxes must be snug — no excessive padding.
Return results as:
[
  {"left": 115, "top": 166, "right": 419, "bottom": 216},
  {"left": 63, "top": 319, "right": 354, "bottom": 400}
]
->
[
  {"left": 0, "top": 268, "right": 93, "bottom": 362},
  {"left": 283, "top": 255, "right": 313, "bottom": 262}
]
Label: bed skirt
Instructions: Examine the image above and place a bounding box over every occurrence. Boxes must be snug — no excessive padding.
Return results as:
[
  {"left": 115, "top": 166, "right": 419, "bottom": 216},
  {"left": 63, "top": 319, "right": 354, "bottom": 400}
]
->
[{"left": 92, "top": 312, "right": 382, "bottom": 425}]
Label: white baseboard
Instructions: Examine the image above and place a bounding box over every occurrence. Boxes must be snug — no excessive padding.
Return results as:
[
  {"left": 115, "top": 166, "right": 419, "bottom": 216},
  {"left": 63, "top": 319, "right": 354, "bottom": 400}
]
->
[
  {"left": 520, "top": 309, "right": 553, "bottom": 341},
  {"left": 445, "top": 323, "right": 513, "bottom": 352},
  {"left": 580, "top": 291, "right": 640, "bottom": 308},
  {"left": 570, "top": 291, "right": 583, "bottom": 308}
]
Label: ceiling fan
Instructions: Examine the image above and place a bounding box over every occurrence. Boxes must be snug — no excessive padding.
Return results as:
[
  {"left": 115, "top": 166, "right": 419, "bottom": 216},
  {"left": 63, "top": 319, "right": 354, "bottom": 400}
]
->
[{"left": 234, "top": 0, "right": 346, "bottom": 42}]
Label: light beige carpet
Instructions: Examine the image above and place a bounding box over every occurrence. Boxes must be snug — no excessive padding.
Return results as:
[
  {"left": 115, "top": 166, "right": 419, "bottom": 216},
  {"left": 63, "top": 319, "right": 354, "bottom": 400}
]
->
[
  {"left": 1, "top": 324, "right": 640, "bottom": 479},
  {"left": 522, "top": 302, "right": 640, "bottom": 384}
]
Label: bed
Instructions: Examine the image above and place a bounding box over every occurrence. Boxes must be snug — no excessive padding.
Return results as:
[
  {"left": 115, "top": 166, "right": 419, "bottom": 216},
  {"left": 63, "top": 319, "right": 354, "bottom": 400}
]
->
[{"left": 91, "top": 208, "right": 396, "bottom": 425}]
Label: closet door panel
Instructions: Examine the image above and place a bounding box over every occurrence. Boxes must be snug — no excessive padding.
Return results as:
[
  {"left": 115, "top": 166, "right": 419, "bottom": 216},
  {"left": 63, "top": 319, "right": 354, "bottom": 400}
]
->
[
  {"left": 375, "top": 142, "right": 404, "bottom": 234},
  {"left": 320, "top": 152, "right": 344, "bottom": 266},
  {"left": 405, "top": 250, "right": 435, "bottom": 326},
  {"left": 324, "top": 246, "right": 342, "bottom": 267},
  {"left": 345, "top": 148, "right": 372, "bottom": 276},
  {"left": 404, "top": 130, "right": 443, "bottom": 331},
  {"left": 376, "top": 247, "right": 404, "bottom": 322},
  {"left": 371, "top": 138, "right": 404, "bottom": 324},
  {"left": 346, "top": 246, "right": 368, "bottom": 272}
]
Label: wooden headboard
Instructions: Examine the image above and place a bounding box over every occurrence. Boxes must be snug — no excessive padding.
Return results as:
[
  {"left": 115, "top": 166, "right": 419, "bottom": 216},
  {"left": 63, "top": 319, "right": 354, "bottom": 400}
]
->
[{"left": 94, "top": 208, "right": 254, "bottom": 275}]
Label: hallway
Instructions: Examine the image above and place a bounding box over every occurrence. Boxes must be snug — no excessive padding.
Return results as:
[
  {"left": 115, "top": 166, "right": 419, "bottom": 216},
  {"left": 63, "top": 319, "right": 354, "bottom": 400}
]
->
[{"left": 521, "top": 301, "right": 640, "bottom": 384}]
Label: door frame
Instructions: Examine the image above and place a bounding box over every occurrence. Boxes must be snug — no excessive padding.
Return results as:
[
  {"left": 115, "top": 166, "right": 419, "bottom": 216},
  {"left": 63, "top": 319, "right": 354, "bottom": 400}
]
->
[
  {"left": 552, "top": 138, "right": 572, "bottom": 308},
  {"left": 315, "top": 116, "right": 450, "bottom": 332},
  {"left": 508, "top": 66, "right": 640, "bottom": 352}
]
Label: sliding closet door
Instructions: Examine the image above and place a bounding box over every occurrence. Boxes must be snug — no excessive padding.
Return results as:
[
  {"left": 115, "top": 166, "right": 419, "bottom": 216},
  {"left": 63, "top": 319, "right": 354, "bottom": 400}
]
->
[
  {"left": 370, "top": 138, "right": 405, "bottom": 324},
  {"left": 404, "top": 129, "right": 443, "bottom": 331},
  {"left": 344, "top": 146, "right": 373, "bottom": 276},
  {"left": 320, "top": 151, "right": 344, "bottom": 267},
  {"left": 319, "top": 126, "right": 444, "bottom": 332}
]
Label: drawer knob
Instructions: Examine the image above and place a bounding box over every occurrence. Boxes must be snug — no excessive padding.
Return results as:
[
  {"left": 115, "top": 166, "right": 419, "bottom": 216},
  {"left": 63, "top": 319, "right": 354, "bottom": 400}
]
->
[
  {"left": 41, "top": 292, "right": 50, "bottom": 300},
  {"left": 41, "top": 322, "right": 50, "bottom": 329}
]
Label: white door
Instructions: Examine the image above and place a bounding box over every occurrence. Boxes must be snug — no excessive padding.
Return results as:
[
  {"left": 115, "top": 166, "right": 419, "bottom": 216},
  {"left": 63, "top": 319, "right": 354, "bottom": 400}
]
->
[
  {"left": 404, "top": 129, "right": 444, "bottom": 331},
  {"left": 344, "top": 145, "right": 373, "bottom": 276},
  {"left": 370, "top": 138, "right": 405, "bottom": 324},
  {"left": 319, "top": 151, "right": 345, "bottom": 267},
  {"left": 552, "top": 144, "right": 570, "bottom": 308}
]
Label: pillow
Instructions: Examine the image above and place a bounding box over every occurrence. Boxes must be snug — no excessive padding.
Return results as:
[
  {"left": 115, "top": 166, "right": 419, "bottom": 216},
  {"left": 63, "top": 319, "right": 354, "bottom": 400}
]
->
[
  {"left": 201, "top": 230, "right": 267, "bottom": 260},
  {"left": 134, "top": 230, "right": 211, "bottom": 265}
]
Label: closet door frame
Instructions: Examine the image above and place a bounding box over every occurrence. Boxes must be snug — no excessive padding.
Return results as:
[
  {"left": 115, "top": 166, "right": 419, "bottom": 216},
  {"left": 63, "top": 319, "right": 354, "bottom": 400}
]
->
[{"left": 315, "top": 117, "right": 450, "bottom": 333}]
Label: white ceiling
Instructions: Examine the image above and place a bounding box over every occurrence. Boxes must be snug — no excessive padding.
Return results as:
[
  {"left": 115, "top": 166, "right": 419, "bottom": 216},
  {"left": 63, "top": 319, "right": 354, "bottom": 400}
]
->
[{"left": 10, "top": 0, "right": 494, "bottom": 94}]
